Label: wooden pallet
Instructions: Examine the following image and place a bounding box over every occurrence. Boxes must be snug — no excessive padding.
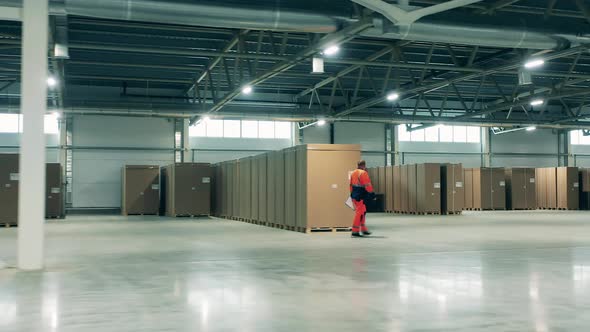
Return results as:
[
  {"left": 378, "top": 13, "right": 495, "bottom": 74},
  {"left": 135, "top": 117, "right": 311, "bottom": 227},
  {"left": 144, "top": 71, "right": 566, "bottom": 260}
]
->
[
  {"left": 416, "top": 212, "right": 441, "bottom": 215},
  {"left": 2, "top": 223, "right": 17, "bottom": 228},
  {"left": 172, "top": 214, "right": 210, "bottom": 218},
  {"left": 301, "top": 227, "right": 352, "bottom": 234},
  {"left": 443, "top": 211, "right": 462, "bottom": 215}
]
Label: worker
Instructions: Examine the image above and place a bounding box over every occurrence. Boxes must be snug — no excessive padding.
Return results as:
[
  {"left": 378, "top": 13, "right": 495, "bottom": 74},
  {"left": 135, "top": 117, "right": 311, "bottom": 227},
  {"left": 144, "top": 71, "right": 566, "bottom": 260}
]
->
[{"left": 349, "top": 160, "right": 375, "bottom": 237}]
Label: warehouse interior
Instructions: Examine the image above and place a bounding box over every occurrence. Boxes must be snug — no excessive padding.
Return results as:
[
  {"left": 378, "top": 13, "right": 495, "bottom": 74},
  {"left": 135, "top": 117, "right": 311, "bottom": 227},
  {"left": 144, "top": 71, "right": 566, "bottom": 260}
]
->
[{"left": 2, "top": 0, "right": 590, "bottom": 330}]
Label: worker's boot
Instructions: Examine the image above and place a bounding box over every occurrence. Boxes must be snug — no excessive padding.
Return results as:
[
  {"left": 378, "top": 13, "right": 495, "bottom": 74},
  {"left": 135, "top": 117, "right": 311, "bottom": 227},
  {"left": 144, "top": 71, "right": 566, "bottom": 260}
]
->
[
  {"left": 351, "top": 232, "right": 363, "bottom": 238},
  {"left": 362, "top": 230, "right": 372, "bottom": 236}
]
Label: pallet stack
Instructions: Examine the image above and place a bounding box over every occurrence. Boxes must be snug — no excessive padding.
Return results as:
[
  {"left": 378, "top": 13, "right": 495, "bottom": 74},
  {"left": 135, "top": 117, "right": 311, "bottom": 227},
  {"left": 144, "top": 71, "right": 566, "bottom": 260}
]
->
[
  {"left": 536, "top": 167, "right": 579, "bottom": 210},
  {"left": 464, "top": 167, "right": 506, "bottom": 211},
  {"left": 213, "top": 144, "right": 361, "bottom": 233},
  {"left": 505, "top": 168, "right": 536, "bottom": 210}
]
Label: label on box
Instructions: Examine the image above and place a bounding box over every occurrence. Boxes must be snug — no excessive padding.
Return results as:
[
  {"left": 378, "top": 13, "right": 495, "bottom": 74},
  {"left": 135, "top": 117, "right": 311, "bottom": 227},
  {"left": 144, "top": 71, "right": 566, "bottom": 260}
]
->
[
  {"left": 140, "top": 192, "right": 144, "bottom": 195},
  {"left": 202, "top": 177, "right": 211, "bottom": 184},
  {"left": 530, "top": 178, "right": 535, "bottom": 183},
  {"left": 331, "top": 184, "right": 338, "bottom": 189},
  {"left": 433, "top": 182, "right": 440, "bottom": 189},
  {"left": 5, "top": 184, "right": 10, "bottom": 188},
  {"left": 456, "top": 182, "right": 463, "bottom": 188},
  {"left": 499, "top": 181, "right": 505, "bottom": 187},
  {"left": 151, "top": 184, "right": 159, "bottom": 190},
  {"left": 51, "top": 187, "right": 60, "bottom": 194},
  {"left": 574, "top": 182, "right": 579, "bottom": 188},
  {"left": 9, "top": 173, "right": 19, "bottom": 181}
]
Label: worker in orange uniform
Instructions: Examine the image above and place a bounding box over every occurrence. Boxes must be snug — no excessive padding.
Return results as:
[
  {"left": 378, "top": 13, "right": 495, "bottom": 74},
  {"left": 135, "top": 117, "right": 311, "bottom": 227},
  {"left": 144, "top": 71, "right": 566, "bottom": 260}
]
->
[{"left": 349, "top": 160, "right": 375, "bottom": 237}]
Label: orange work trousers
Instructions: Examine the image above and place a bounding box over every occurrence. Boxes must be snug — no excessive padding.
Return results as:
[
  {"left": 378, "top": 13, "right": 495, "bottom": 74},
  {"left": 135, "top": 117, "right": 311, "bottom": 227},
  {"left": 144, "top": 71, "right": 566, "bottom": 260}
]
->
[{"left": 352, "top": 199, "right": 368, "bottom": 233}]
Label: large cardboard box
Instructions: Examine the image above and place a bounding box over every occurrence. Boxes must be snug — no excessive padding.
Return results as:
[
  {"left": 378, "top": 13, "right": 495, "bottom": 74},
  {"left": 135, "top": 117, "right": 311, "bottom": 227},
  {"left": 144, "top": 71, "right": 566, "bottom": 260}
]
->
[
  {"left": 557, "top": 167, "right": 579, "bottom": 210},
  {"left": 401, "top": 165, "right": 409, "bottom": 213},
  {"left": 267, "top": 152, "right": 277, "bottom": 224},
  {"left": 239, "top": 157, "right": 253, "bottom": 220},
  {"left": 580, "top": 170, "right": 590, "bottom": 209},
  {"left": 284, "top": 147, "right": 298, "bottom": 228},
  {"left": 231, "top": 160, "right": 240, "bottom": 218},
  {"left": 472, "top": 168, "right": 505, "bottom": 210},
  {"left": 385, "top": 166, "right": 394, "bottom": 212},
  {"left": 464, "top": 168, "right": 473, "bottom": 209},
  {"left": 162, "top": 163, "right": 212, "bottom": 217},
  {"left": 368, "top": 168, "right": 379, "bottom": 194},
  {"left": 257, "top": 154, "right": 268, "bottom": 223},
  {"left": 535, "top": 168, "right": 546, "bottom": 208},
  {"left": 273, "top": 150, "right": 286, "bottom": 226},
  {"left": 506, "top": 168, "right": 536, "bottom": 210},
  {"left": 122, "top": 165, "right": 160, "bottom": 215},
  {"left": 547, "top": 167, "right": 557, "bottom": 208},
  {"left": 442, "top": 164, "right": 464, "bottom": 214},
  {"left": 0, "top": 154, "right": 19, "bottom": 225},
  {"left": 581, "top": 168, "right": 590, "bottom": 192},
  {"left": 393, "top": 165, "right": 401, "bottom": 212},
  {"left": 416, "top": 163, "right": 441, "bottom": 213},
  {"left": 408, "top": 164, "right": 417, "bottom": 213},
  {"left": 378, "top": 167, "right": 386, "bottom": 195},
  {"left": 46, "top": 163, "right": 64, "bottom": 219}
]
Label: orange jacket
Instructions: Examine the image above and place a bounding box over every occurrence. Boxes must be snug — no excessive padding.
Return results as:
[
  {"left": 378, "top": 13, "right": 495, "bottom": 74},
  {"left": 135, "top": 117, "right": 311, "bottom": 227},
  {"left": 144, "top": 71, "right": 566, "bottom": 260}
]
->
[{"left": 350, "top": 168, "right": 374, "bottom": 198}]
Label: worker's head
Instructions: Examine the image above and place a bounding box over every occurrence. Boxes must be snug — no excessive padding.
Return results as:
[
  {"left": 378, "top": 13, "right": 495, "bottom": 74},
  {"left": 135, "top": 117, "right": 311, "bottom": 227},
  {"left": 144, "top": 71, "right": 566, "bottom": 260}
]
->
[{"left": 357, "top": 160, "right": 366, "bottom": 170}]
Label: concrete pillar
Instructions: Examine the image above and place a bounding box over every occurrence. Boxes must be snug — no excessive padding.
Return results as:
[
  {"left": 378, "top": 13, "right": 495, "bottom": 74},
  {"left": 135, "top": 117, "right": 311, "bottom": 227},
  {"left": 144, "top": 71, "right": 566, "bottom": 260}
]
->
[
  {"left": 482, "top": 127, "right": 491, "bottom": 167},
  {"left": 18, "top": 0, "right": 49, "bottom": 270}
]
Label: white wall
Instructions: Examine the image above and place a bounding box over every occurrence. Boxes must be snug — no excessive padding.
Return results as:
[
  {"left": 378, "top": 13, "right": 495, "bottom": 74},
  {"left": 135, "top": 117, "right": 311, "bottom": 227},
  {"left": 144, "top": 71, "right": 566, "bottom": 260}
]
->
[
  {"left": 490, "top": 129, "right": 559, "bottom": 167},
  {"left": 71, "top": 115, "right": 175, "bottom": 208},
  {"left": 0, "top": 133, "right": 60, "bottom": 162},
  {"left": 335, "top": 122, "right": 386, "bottom": 167},
  {"left": 398, "top": 141, "right": 482, "bottom": 167},
  {"left": 301, "top": 125, "right": 330, "bottom": 144},
  {"left": 190, "top": 137, "right": 293, "bottom": 163}
]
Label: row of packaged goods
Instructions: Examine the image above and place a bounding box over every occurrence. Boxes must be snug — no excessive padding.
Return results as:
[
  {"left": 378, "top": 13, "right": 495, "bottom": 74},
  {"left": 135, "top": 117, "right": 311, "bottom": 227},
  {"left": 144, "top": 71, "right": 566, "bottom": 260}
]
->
[
  {"left": 211, "top": 144, "right": 361, "bottom": 233},
  {"left": 368, "top": 165, "right": 590, "bottom": 213}
]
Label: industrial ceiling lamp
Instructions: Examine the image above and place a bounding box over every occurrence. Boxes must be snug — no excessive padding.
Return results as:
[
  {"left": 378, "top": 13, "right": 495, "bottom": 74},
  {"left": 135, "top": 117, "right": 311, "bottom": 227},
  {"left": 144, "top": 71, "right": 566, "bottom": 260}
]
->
[
  {"left": 241, "top": 85, "right": 253, "bottom": 94},
  {"left": 317, "top": 119, "right": 327, "bottom": 126},
  {"left": 526, "top": 126, "right": 536, "bottom": 131},
  {"left": 530, "top": 99, "right": 544, "bottom": 106},
  {"left": 323, "top": 45, "right": 340, "bottom": 56},
  {"left": 312, "top": 57, "right": 325, "bottom": 74},
  {"left": 47, "top": 76, "right": 57, "bottom": 87},
  {"left": 202, "top": 116, "right": 211, "bottom": 122},
  {"left": 524, "top": 58, "right": 545, "bottom": 69},
  {"left": 386, "top": 92, "right": 400, "bottom": 101}
]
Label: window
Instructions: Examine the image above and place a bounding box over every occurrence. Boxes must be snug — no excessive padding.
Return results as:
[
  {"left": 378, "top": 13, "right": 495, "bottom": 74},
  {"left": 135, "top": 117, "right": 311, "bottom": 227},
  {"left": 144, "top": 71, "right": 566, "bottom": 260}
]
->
[
  {"left": 571, "top": 131, "right": 580, "bottom": 145},
  {"left": 189, "top": 120, "right": 292, "bottom": 139},
  {"left": 258, "top": 121, "right": 275, "bottom": 138},
  {"left": 223, "top": 120, "right": 241, "bottom": 138},
  {"left": 397, "top": 124, "right": 480, "bottom": 143},
  {"left": 241, "top": 121, "right": 258, "bottom": 138},
  {"left": 424, "top": 126, "right": 439, "bottom": 142},
  {"left": 453, "top": 126, "right": 467, "bottom": 143},
  {"left": 439, "top": 125, "right": 453, "bottom": 142},
  {"left": 44, "top": 114, "right": 60, "bottom": 134},
  {"left": 0, "top": 114, "right": 20, "bottom": 133},
  {"left": 275, "top": 122, "right": 292, "bottom": 139},
  {"left": 466, "top": 126, "right": 480, "bottom": 143}
]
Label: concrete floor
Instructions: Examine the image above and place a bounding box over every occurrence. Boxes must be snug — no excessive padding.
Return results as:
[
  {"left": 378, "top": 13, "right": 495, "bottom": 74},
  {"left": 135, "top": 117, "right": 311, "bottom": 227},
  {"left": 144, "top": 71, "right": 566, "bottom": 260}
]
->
[{"left": 0, "top": 211, "right": 590, "bottom": 331}]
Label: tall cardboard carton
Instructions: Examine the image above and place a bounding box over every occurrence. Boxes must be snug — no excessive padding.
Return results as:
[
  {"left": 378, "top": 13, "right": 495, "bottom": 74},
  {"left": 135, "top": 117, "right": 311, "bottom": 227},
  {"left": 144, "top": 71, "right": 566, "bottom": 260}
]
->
[
  {"left": 385, "top": 166, "right": 394, "bottom": 212},
  {"left": 267, "top": 152, "right": 277, "bottom": 224},
  {"left": 122, "top": 165, "right": 160, "bottom": 215},
  {"left": 284, "top": 147, "right": 298, "bottom": 228},
  {"left": 393, "top": 165, "right": 401, "bottom": 212},
  {"left": 557, "top": 167, "right": 579, "bottom": 210},
  {"left": 442, "top": 164, "right": 464, "bottom": 214},
  {"left": 464, "top": 168, "right": 473, "bottom": 209},
  {"left": 547, "top": 167, "right": 557, "bottom": 208},
  {"left": 231, "top": 160, "right": 240, "bottom": 218},
  {"left": 257, "top": 154, "right": 268, "bottom": 223},
  {"left": 274, "top": 150, "right": 286, "bottom": 226},
  {"left": 162, "top": 163, "right": 212, "bottom": 217},
  {"left": 0, "top": 154, "right": 19, "bottom": 225},
  {"left": 581, "top": 168, "right": 590, "bottom": 192},
  {"left": 378, "top": 167, "right": 386, "bottom": 196},
  {"left": 401, "top": 165, "right": 409, "bottom": 213},
  {"left": 416, "top": 163, "right": 441, "bottom": 213},
  {"left": 408, "top": 164, "right": 417, "bottom": 213},
  {"left": 46, "top": 163, "right": 64, "bottom": 219}
]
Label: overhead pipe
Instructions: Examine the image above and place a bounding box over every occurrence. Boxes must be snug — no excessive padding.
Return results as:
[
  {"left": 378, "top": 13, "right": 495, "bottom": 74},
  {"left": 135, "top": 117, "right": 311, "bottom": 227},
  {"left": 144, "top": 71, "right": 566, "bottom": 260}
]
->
[{"left": 0, "top": 0, "right": 586, "bottom": 50}]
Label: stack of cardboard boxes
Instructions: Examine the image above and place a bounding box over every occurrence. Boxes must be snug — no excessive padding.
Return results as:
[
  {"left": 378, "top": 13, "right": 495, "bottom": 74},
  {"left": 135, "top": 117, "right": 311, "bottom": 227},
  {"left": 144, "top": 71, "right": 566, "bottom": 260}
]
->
[
  {"left": 213, "top": 144, "right": 361, "bottom": 233},
  {"left": 535, "top": 167, "right": 579, "bottom": 210},
  {"left": 505, "top": 168, "right": 536, "bottom": 210}
]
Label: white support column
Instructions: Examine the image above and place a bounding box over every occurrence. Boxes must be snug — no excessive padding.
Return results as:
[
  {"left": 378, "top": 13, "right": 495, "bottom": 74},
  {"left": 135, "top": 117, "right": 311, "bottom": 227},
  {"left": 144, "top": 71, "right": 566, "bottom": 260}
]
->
[
  {"left": 182, "top": 119, "right": 191, "bottom": 162},
  {"left": 18, "top": 0, "right": 48, "bottom": 270},
  {"left": 482, "top": 127, "right": 491, "bottom": 167}
]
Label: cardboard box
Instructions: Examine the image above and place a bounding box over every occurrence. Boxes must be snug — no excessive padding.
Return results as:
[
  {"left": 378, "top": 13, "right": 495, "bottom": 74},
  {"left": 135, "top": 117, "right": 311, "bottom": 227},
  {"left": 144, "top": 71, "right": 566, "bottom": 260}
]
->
[
  {"left": 401, "top": 165, "right": 409, "bottom": 213},
  {"left": 266, "top": 152, "right": 277, "bottom": 224},
  {"left": 535, "top": 168, "right": 546, "bottom": 209},
  {"left": 416, "top": 163, "right": 441, "bottom": 213},
  {"left": 547, "top": 167, "right": 558, "bottom": 208},
  {"left": 378, "top": 167, "right": 386, "bottom": 195},
  {"left": 582, "top": 168, "right": 590, "bottom": 192},
  {"left": 408, "top": 164, "right": 417, "bottom": 213},
  {"left": 122, "top": 165, "right": 160, "bottom": 215},
  {"left": 385, "top": 166, "right": 394, "bottom": 212},
  {"left": 0, "top": 154, "right": 19, "bottom": 225},
  {"left": 580, "top": 170, "right": 590, "bottom": 209},
  {"left": 274, "top": 150, "right": 286, "bottom": 226},
  {"left": 162, "top": 163, "right": 212, "bottom": 217},
  {"left": 464, "top": 168, "right": 473, "bottom": 209},
  {"left": 393, "top": 165, "right": 401, "bottom": 212},
  {"left": 557, "top": 167, "right": 579, "bottom": 210},
  {"left": 472, "top": 168, "right": 505, "bottom": 210},
  {"left": 284, "top": 147, "right": 297, "bottom": 227},
  {"left": 442, "top": 164, "right": 464, "bottom": 214},
  {"left": 231, "top": 160, "right": 240, "bottom": 218},
  {"left": 46, "top": 163, "right": 64, "bottom": 219},
  {"left": 257, "top": 154, "right": 268, "bottom": 223}
]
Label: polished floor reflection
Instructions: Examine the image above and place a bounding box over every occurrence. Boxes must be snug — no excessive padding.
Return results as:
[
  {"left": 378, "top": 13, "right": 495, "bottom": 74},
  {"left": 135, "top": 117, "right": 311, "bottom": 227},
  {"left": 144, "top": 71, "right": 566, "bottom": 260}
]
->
[{"left": 1, "top": 211, "right": 590, "bottom": 331}]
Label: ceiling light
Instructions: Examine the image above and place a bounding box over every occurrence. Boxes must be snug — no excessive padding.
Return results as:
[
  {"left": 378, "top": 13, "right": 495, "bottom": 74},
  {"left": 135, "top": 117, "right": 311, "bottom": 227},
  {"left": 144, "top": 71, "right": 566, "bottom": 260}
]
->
[
  {"left": 47, "top": 77, "right": 57, "bottom": 87},
  {"left": 241, "top": 85, "right": 253, "bottom": 94},
  {"left": 530, "top": 99, "right": 544, "bottom": 106},
  {"left": 526, "top": 126, "right": 536, "bottom": 131},
  {"left": 323, "top": 45, "right": 340, "bottom": 56},
  {"left": 202, "top": 116, "right": 211, "bottom": 123},
  {"left": 386, "top": 92, "right": 400, "bottom": 101},
  {"left": 524, "top": 59, "right": 544, "bottom": 69},
  {"left": 317, "top": 119, "right": 326, "bottom": 126}
]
